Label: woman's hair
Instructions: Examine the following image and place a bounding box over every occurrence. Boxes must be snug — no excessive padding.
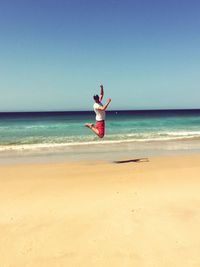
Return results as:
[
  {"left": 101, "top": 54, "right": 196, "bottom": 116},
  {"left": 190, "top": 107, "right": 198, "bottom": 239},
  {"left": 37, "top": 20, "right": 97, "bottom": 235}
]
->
[{"left": 93, "top": 94, "right": 99, "bottom": 101}]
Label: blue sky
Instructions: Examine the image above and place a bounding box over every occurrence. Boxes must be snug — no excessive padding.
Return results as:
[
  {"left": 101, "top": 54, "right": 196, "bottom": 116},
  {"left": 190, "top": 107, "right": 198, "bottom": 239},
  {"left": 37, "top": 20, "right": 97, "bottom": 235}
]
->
[{"left": 0, "top": 0, "right": 200, "bottom": 111}]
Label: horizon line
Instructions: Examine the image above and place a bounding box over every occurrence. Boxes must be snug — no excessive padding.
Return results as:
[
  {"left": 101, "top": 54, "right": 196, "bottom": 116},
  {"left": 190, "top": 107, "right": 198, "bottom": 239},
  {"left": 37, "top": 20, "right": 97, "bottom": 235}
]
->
[{"left": 0, "top": 108, "right": 200, "bottom": 113}]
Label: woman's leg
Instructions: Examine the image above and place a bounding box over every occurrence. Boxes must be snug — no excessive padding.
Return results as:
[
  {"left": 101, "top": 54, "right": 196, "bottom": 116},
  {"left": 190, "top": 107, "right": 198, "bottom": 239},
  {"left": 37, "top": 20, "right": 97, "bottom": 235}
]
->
[{"left": 85, "top": 123, "right": 102, "bottom": 138}]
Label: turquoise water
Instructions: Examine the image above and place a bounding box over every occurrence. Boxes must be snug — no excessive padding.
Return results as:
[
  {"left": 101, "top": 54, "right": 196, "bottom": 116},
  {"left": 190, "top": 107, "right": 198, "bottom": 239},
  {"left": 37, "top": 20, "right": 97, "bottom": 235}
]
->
[{"left": 1, "top": 110, "right": 200, "bottom": 160}]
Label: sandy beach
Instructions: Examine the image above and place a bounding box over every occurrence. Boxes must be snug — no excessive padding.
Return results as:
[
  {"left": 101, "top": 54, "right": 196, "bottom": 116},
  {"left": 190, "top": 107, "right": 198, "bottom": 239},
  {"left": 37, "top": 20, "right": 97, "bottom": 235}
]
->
[{"left": 1, "top": 154, "right": 200, "bottom": 266}]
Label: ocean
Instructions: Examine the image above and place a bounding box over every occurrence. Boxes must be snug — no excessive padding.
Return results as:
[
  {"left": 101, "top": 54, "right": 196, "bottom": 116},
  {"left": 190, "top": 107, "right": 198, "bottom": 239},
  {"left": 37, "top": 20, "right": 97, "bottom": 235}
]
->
[{"left": 1, "top": 110, "right": 200, "bottom": 163}]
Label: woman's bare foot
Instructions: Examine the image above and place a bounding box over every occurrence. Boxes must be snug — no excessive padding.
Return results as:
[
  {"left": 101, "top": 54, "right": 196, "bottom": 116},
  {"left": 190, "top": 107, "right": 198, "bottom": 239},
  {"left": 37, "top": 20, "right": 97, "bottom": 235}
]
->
[{"left": 84, "top": 123, "right": 94, "bottom": 129}]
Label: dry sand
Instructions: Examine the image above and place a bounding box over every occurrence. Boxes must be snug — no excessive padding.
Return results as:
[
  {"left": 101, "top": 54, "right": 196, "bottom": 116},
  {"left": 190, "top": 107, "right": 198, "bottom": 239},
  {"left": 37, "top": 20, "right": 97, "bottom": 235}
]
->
[{"left": 1, "top": 154, "right": 200, "bottom": 267}]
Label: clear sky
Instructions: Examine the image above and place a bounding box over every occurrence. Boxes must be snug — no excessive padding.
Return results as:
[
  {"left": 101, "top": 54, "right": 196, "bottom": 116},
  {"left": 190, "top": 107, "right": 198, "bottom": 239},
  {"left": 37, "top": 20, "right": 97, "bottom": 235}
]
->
[{"left": 0, "top": 0, "right": 200, "bottom": 111}]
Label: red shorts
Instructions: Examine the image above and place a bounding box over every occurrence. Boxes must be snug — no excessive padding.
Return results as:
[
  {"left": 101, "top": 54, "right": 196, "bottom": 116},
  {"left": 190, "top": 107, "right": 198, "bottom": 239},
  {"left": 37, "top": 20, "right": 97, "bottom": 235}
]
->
[{"left": 96, "top": 120, "right": 105, "bottom": 138}]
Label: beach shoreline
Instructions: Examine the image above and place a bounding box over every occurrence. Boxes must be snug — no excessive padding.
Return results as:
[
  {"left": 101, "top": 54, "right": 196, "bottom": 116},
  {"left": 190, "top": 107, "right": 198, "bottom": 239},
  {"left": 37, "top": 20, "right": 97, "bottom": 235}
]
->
[
  {"left": 1, "top": 138, "right": 200, "bottom": 165},
  {"left": 1, "top": 153, "right": 200, "bottom": 266}
]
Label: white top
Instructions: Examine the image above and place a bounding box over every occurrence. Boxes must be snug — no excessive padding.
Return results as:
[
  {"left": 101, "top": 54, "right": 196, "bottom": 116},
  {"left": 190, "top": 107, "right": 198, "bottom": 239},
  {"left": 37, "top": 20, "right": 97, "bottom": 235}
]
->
[{"left": 93, "top": 102, "right": 105, "bottom": 121}]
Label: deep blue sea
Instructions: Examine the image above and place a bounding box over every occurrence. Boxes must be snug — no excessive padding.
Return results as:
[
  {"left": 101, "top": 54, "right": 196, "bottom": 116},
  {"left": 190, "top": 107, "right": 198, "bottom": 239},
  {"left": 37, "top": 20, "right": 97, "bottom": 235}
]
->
[{"left": 1, "top": 110, "right": 200, "bottom": 162}]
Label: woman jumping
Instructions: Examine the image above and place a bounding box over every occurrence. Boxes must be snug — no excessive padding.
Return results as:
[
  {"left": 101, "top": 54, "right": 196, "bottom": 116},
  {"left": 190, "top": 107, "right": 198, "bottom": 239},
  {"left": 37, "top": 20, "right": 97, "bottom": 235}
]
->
[{"left": 85, "top": 84, "right": 111, "bottom": 138}]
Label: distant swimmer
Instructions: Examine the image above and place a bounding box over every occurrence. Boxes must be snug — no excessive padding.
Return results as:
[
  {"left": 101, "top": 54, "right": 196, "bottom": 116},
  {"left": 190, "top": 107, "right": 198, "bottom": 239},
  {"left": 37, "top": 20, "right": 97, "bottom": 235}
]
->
[{"left": 85, "top": 84, "right": 111, "bottom": 138}]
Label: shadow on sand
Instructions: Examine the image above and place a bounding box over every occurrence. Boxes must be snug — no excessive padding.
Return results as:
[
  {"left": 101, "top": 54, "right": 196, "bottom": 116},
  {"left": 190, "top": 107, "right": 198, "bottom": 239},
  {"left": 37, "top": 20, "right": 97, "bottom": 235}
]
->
[{"left": 113, "top": 158, "right": 149, "bottom": 164}]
